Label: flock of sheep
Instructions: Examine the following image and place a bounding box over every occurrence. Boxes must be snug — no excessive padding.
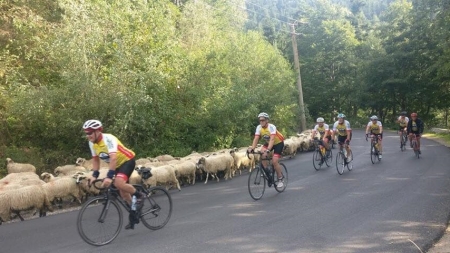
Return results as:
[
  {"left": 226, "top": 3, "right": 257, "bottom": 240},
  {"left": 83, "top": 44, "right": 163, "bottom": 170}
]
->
[{"left": 0, "top": 130, "right": 315, "bottom": 225}]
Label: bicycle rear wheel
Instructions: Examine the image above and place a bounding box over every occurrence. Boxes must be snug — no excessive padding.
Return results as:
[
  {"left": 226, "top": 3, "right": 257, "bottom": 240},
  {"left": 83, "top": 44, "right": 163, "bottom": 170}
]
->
[
  {"left": 312, "top": 150, "right": 323, "bottom": 171},
  {"left": 248, "top": 166, "right": 266, "bottom": 200},
  {"left": 77, "top": 196, "right": 122, "bottom": 246},
  {"left": 275, "top": 163, "right": 288, "bottom": 193},
  {"left": 140, "top": 187, "right": 173, "bottom": 230},
  {"left": 412, "top": 140, "right": 420, "bottom": 158},
  {"left": 336, "top": 152, "right": 345, "bottom": 175},
  {"left": 401, "top": 134, "right": 407, "bottom": 151}
]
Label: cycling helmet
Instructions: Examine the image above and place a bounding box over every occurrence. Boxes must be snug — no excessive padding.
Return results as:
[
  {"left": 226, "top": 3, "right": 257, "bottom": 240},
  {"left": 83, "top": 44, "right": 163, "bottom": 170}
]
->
[
  {"left": 337, "top": 113, "right": 346, "bottom": 119},
  {"left": 258, "top": 112, "right": 269, "bottom": 119},
  {"left": 316, "top": 117, "right": 325, "bottom": 123},
  {"left": 370, "top": 115, "right": 378, "bottom": 120},
  {"left": 411, "top": 112, "right": 418, "bottom": 117},
  {"left": 83, "top": 120, "right": 103, "bottom": 132},
  {"left": 400, "top": 111, "right": 407, "bottom": 116}
]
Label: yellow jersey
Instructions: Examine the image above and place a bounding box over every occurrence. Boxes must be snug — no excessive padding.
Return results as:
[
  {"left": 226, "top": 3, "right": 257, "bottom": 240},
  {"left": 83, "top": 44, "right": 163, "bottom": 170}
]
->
[
  {"left": 398, "top": 116, "right": 409, "bottom": 128},
  {"left": 367, "top": 121, "right": 382, "bottom": 134},
  {"left": 313, "top": 124, "right": 330, "bottom": 138},
  {"left": 88, "top": 133, "right": 135, "bottom": 168},
  {"left": 255, "top": 123, "right": 284, "bottom": 145},
  {"left": 333, "top": 120, "right": 351, "bottom": 137}
]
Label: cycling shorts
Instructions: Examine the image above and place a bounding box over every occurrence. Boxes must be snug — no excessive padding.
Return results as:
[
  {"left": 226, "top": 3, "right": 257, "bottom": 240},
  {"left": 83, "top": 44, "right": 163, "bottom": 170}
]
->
[
  {"left": 262, "top": 142, "right": 284, "bottom": 158},
  {"left": 115, "top": 158, "right": 136, "bottom": 182}
]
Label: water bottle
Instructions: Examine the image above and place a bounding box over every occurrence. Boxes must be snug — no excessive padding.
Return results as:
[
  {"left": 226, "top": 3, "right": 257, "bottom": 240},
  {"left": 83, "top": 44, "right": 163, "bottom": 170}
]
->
[{"left": 131, "top": 195, "right": 137, "bottom": 211}]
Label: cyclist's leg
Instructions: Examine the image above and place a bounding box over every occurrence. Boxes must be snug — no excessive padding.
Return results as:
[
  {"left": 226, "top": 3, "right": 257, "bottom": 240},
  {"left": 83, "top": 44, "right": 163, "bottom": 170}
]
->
[
  {"left": 399, "top": 127, "right": 403, "bottom": 145},
  {"left": 408, "top": 133, "right": 413, "bottom": 147},
  {"left": 260, "top": 145, "right": 269, "bottom": 169},
  {"left": 323, "top": 136, "right": 330, "bottom": 150},
  {"left": 115, "top": 159, "right": 138, "bottom": 204},
  {"left": 271, "top": 143, "right": 284, "bottom": 178}
]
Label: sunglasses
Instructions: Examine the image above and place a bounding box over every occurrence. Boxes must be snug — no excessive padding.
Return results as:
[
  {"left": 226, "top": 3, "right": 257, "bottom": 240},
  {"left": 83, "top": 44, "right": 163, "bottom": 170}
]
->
[
  {"left": 259, "top": 119, "right": 266, "bottom": 122},
  {"left": 85, "top": 131, "right": 95, "bottom": 136}
]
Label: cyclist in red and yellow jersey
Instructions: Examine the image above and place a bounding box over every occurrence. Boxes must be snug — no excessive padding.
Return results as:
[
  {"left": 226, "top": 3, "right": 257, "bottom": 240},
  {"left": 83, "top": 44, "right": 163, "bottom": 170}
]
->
[
  {"left": 83, "top": 119, "right": 144, "bottom": 229},
  {"left": 247, "top": 112, "right": 285, "bottom": 189}
]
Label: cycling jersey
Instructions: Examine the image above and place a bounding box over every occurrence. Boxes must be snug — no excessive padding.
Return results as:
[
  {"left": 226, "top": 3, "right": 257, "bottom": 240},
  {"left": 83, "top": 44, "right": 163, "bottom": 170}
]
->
[
  {"left": 398, "top": 116, "right": 409, "bottom": 128},
  {"left": 89, "top": 133, "right": 135, "bottom": 168},
  {"left": 313, "top": 124, "right": 330, "bottom": 139},
  {"left": 407, "top": 118, "right": 424, "bottom": 134},
  {"left": 367, "top": 121, "right": 382, "bottom": 134},
  {"left": 255, "top": 123, "right": 284, "bottom": 145},
  {"left": 333, "top": 120, "right": 351, "bottom": 137}
]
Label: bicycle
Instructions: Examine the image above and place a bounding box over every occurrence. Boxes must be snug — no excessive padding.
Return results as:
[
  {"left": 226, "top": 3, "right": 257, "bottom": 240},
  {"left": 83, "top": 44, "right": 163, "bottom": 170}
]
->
[
  {"left": 247, "top": 151, "right": 288, "bottom": 200},
  {"left": 366, "top": 134, "right": 381, "bottom": 164},
  {"left": 336, "top": 142, "right": 353, "bottom": 175},
  {"left": 312, "top": 138, "right": 332, "bottom": 170},
  {"left": 411, "top": 134, "right": 421, "bottom": 158},
  {"left": 399, "top": 129, "right": 407, "bottom": 151},
  {"left": 77, "top": 167, "right": 173, "bottom": 246}
]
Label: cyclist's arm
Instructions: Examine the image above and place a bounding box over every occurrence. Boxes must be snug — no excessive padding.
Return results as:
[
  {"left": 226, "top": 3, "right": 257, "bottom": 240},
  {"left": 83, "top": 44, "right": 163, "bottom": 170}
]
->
[
  {"left": 310, "top": 130, "right": 316, "bottom": 139},
  {"left": 92, "top": 156, "right": 100, "bottom": 171},
  {"left": 419, "top": 120, "right": 424, "bottom": 134},
  {"left": 379, "top": 125, "right": 383, "bottom": 134},
  {"left": 365, "top": 123, "right": 370, "bottom": 135},
  {"left": 108, "top": 153, "right": 118, "bottom": 172},
  {"left": 267, "top": 135, "right": 275, "bottom": 151}
]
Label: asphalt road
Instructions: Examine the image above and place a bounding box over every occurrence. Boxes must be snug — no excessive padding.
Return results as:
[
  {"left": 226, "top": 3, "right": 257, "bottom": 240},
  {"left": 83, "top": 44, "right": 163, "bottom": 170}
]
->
[{"left": 1, "top": 130, "right": 450, "bottom": 253}]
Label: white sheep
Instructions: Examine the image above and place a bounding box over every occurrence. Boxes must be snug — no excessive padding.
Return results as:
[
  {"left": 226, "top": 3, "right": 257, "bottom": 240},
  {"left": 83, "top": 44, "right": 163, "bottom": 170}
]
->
[
  {"left": 155, "top": 154, "right": 176, "bottom": 162},
  {"left": 53, "top": 165, "right": 88, "bottom": 176},
  {"left": 230, "top": 149, "right": 255, "bottom": 176},
  {"left": 42, "top": 176, "right": 83, "bottom": 208},
  {"left": 140, "top": 164, "right": 181, "bottom": 191},
  {"left": 75, "top": 157, "right": 108, "bottom": 170},
  {"left": 0, "top": 185, "right": 53, "bottom": 224},
  {"left": 73, "top": 168, "right": 109, "bottom": 197},
  {"left": 135, "top": 158, "right": 152, "bottom": 166},
  {"left": 197, "top": 154, "right": 234, "bottom": 184},
  {"left": 171, "top": 161, "right": 197, "bottom": 185},
  {"left": 0, "top": 172, "right": 40, "bottom": 184},
  {"left": 6, "top": 158, "right": 36, "bottom": 174},
  {"left": 283, "top": 138, "right": 299, "bottom": 158}
]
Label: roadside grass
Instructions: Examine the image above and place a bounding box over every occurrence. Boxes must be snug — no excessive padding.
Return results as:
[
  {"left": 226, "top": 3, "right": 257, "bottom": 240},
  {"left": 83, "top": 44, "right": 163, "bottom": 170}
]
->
[{"left": 423, "top": 132, "right": 450, "bottom": 147}]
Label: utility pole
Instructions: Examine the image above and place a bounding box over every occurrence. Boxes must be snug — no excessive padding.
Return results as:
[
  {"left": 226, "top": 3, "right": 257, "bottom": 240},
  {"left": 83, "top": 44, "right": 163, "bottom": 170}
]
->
[{"left": 290, "top": 22, "right": 307, "bottom": 132}]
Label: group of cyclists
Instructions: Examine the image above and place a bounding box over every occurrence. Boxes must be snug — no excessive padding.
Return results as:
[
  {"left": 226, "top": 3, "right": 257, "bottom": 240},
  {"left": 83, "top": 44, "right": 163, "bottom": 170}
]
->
[
  {"left": 81, "top": 111, "right": 424, "bottom": 229},
  {"left": 309, "top": 111, "right": 424, "bottom": 160}
]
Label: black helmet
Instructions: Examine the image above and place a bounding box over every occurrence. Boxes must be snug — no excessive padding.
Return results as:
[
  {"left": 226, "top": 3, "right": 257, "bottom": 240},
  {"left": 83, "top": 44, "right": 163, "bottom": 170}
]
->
[{"left": 400, "top": 111, "right": 407, "bottom": 116}]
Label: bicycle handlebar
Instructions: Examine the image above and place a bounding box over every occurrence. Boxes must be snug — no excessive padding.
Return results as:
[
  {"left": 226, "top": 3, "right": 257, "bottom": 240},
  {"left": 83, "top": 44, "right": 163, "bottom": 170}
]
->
[{"left": 88, "top": 178, "right": 107, "bottom": 190}]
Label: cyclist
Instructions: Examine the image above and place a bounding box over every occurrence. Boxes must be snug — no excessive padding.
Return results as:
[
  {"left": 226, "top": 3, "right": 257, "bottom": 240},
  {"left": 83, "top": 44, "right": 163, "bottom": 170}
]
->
[
  {"left": 247, "top": 112, "right": 285, "bottom": 189},
  {"left": 83, "top": 119, "right": 144, "bottom": 230},
  {"left": 332, "top": 113, "right": 352, "bottom": 160},
  {"left": 406, "top": 113, "right": 424, "bottom": 154},
  {"left": 397, "top": 111, "right": 409, "bottom": 148},
  {"left": 365, "top": 115, "right": 383, "bottom": 159},
  {"left": 311, "top": 117, "right": 332, "bottom": 151}
]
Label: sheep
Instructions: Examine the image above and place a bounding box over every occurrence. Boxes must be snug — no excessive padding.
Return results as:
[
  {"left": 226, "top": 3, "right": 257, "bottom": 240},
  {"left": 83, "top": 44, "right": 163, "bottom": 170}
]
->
[
  {"left": 6, "top": 158, "right": 36, "bottom": 174},
  {"left": 135, "top": 158, "right": 152, "bottom": 166},
  {"left": 75, "top": 157, "right": 108, "bottom": 170},
  {"left": 140, "top": 164, "right": 181, "bottom": 191},
  {"left": 42, "top": 176, "right": 83, "bottom": 208},
  {"left": 0, "top": 185, "right": 53, "bottom": 224},
  {"left": 54, "top": 165, "right": 88, "bottom": 176},
  {"left": 0, "top": 172, "right": 40, "bottom": 184},
  {"left": 155, "top": 154, "right": 176, "bottom": 162},
  {"left": 229, "top": 149, "right": 255, "bottom": 176},
  {"left": 283, "top": 138, "right": 299, "bottom": 158},
  {"left": 73, "top": 168, "right": 109, "bottom": 197},
  {"left": 171, "top": 161, "right": 197, "bottom": 185},
  {"left": 197, "top": 154, "right": 234, "bottom": 184}
]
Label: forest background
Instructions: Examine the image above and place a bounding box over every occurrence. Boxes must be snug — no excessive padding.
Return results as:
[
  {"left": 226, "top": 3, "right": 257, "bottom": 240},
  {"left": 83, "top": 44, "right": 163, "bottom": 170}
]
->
[{"left": 0, "top": 0, "right": 449, "bottom": 173}]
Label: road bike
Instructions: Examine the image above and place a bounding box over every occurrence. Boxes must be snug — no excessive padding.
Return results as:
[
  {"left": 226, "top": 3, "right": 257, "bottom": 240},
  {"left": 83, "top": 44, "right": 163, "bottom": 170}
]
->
[
  {"left": 247, "top": 151, "right": 288, "bottom": 200},
  {"left": 77, "top": 167, "right": 173, "bottom": 246},
  {"left": 312, "top": 138, "right": 332, "bottom": 170},
  {"left": 366, "top": 134, "right": 382, "bottom": 164},
  {"left": 411, "top": 134, "right": 421, "bottom": 158},
  {"left": 399, "top": 129, "right": 408, "bottom": 151},
  {"left": 336, "top": 142, "right": 353, "bottom": 175}
]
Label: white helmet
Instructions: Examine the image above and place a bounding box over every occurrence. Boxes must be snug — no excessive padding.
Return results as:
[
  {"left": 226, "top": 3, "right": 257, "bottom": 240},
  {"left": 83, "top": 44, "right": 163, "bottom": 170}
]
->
[
  {"left": 83, "top": 120, "right": 103, "bottom": 131},
  {"left": 370, "top": 115, "right": 378, "bottom": 120},
  {"left": 258, "top": 112, "right": 269, "bottom": 119},
  {"left": 316, "top": 117, "right": 324, "bottom": 123}
]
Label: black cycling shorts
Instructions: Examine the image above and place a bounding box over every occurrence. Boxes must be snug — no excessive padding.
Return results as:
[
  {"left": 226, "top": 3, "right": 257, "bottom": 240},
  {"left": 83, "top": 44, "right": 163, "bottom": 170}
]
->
[
  {"left": 337, "top": 135, "right": 350, "bottom": 145},
  {"left": 263, "top": 142, "right": 284, "bottom": 157},
  {"left": 116, "top": 158, "right": 136, "bottom": 182}
]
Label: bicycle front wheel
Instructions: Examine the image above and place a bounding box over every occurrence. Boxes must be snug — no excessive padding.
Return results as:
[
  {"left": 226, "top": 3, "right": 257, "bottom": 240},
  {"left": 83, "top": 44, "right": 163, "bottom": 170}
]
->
[
  {"left": 77, "top": 196, "right": 122, "bottom": 246},
  {"left": 370, "top": 144, "right": 378, "bottom": 164},
  {"left": 312, "top": 150, "right": 322, "bottom": 171},
  {"left": 248, "top": 166, "right": 266, "bottom": 200},
  {"left": 140, "top": 187, "right": 173, "bottom": 230},
  {"left": 275, "top": 163, "right": 288, "bottom": 193},
  {"left": 347, "top": 150, "right": 353, "bottom": 171},
  {"left": 336, "top": 152, "right": 345, "bottom": 175},
  {"left": 325, "top": 149, "right": 333, "bottom": 167}
]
